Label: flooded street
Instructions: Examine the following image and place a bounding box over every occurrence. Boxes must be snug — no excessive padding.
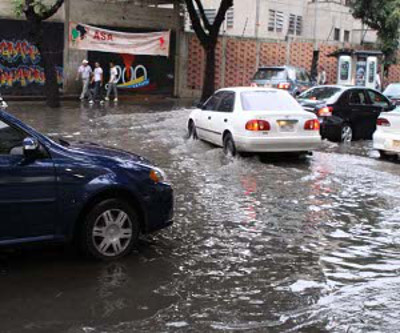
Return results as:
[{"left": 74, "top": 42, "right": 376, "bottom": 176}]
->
[{"left": 1, "top": 102, "right": 400, "bottom": 333}]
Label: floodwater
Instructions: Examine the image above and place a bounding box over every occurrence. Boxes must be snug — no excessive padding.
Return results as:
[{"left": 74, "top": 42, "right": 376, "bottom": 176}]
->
[{"left": 1, "top": 101, "right": 400, "bottom": 333}]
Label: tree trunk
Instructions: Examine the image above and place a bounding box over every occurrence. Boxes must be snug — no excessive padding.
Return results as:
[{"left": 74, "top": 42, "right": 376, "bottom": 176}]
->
[
  {"left": 39, "top": 45, "right": 60, "bottom": 108},
  {"left": 201, "top": 46, "right": 216, "bottom": 102},
  {"left": 310, "top": 50, "right": 320, "bottom": 82},
  {"left": 26, "top": 15, "right": 60, "bottom": 108}
]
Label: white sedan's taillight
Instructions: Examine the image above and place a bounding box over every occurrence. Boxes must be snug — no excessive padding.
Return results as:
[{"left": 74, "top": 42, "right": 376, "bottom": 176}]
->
[
  {"left": 377, "top": 118, "right": 391, "bottom": 127},
  {"left": 245, "top": 120, "right": 271, "bottom": 131},
  {"left": 304, "top": 119, "right": 320, "bottom": 131}
]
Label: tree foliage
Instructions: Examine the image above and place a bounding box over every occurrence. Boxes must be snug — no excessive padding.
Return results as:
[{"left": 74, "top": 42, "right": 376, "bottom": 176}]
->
[
  {"left": 350, "top": 0, "right": 400, "bottom": 67},
  {"left": 185, "top": 0, "right": 233, "bottom": 101}
]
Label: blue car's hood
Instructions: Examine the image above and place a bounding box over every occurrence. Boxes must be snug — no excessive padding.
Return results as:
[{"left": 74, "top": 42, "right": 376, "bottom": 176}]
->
[{"left": 65, "top": 141, "right": 150, "bottom": 164}]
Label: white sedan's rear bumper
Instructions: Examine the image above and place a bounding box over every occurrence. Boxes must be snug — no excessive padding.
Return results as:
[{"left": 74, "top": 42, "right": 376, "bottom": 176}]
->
[
  {"left": 235, "top": 135, "right": 321, "bottom": 152},
  {"left": 373, "top": 131, "right": 400, "bottom": 154}
]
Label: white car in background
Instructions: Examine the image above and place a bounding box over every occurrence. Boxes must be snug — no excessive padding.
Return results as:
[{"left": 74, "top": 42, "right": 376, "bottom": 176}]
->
[
  {"left": 188, "top": 87, "right": 321, "bottom": 156},
  {"left": 373, "top": 107, "right": 400, "bottom": 158}
]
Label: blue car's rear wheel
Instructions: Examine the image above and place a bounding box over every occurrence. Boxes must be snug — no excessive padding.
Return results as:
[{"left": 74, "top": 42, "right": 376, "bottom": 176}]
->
[{"left": 81, "top": 199, "right": 139, "bottom": 260}]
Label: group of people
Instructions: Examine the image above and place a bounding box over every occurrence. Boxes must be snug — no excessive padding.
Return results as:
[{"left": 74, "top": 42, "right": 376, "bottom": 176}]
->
[{"left": 76, "top": 60, "right": 119, "bottom": 104}]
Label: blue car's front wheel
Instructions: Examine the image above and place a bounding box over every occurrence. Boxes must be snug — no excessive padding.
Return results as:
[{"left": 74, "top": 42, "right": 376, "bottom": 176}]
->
[{"left": 81, "top": 199, "right": 140, "bottom": 260}]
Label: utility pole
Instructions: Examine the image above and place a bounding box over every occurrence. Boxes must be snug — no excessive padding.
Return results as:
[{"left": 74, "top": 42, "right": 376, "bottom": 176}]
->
[
  {"left": 311, "top": 0, "right": 320, "bottom": 81},
  {"left": 63, "top": 0, "right": 70, "bottom": 93},
  {"left": 255, "top": 0, "right": 261, "bottom": 69}
]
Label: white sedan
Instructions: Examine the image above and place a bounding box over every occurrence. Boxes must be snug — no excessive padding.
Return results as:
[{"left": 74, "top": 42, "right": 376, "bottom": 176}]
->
[
  {"left": 373, "top": 107, "right": 400, "bottom": 158},
  {"left": 188, "top": 87, "right": 321, "bottom": 156}
]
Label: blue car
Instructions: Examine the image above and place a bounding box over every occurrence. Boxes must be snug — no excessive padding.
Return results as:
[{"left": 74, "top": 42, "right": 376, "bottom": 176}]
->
[{"left": 0, "top": 102, "right": 173, "bottom": 260}]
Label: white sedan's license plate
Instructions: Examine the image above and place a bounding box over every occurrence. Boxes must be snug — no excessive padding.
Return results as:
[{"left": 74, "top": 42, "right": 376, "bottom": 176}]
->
[{"left": 277, "top": 120, "right": 297, "bottom": 132}]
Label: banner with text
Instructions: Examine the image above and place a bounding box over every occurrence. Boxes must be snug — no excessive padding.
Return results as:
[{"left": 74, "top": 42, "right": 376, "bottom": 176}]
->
[{"left": 69, "top": 23, "right": 170, "bottom": 57}]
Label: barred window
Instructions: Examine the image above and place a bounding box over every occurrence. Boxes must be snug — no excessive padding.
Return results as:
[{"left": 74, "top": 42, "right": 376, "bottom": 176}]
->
[
  {"left": 268, "top": 10, "right": 284, "bottom": 33},
  {"left": 288, "top": 14, "right": 302, "bottom": 36},
  {"left": 226, "top": 7, "right": 234, "bottom": 29}
]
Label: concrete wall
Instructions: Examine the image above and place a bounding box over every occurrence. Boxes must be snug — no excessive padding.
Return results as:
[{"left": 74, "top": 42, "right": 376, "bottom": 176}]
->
[{"left": 182, "top": 32, "right": 400, "bottom": 98}]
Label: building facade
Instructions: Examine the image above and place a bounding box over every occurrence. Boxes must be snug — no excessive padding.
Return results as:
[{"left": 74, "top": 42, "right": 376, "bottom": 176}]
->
[
  {"left": 0, "top": 0, "right": 184, "bottom": 96},
  {"left": 186, "top": 0, "right": 376, "bottom": 45}
]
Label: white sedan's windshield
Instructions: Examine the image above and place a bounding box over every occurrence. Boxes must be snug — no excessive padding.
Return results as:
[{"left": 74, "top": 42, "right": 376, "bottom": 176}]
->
[
  {"left": 241, "top": 91, "right": 303, "bottom": 111},
  {"left": 384, "top": 84, "right": 400, "bottom": 97}
]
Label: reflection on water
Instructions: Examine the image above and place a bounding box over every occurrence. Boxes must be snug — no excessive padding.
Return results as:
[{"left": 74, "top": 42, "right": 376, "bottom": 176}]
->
[{"left": 1, "top": 102, "right": 400, "bottom": 332}]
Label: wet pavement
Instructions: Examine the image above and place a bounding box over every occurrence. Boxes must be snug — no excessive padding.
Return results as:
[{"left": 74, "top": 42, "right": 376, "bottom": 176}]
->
[{"left": 1, "top": 101, "right": 400, "bottom": 333}]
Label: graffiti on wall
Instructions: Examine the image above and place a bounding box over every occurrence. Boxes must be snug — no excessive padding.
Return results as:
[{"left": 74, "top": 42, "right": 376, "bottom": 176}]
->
[
  {"left": 0, "top": 64, "right": 63, "bottom": 88},
  {"left": 0, "top": 40, "right": 63, "bottom": 89},
  {"left": 0, "top": 40, "right": 41, "bottom": 64},
  {"left": 0, "top": 19, "right": 64, "bottom": 95}
]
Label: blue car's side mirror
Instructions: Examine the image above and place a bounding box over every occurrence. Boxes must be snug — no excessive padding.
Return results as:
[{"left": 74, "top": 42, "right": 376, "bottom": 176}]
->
[{"left": 23, "top": 137, "right": 39, "bottom": 156}]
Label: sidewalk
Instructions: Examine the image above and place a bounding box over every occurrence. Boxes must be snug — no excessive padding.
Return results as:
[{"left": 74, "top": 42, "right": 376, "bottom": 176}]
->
[{"left": 3, "top": 94, "right": 196, "bottom": 110}]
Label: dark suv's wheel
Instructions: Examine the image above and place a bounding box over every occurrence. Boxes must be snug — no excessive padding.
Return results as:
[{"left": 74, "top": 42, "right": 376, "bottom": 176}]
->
[
  {"left": 188, "top": 121, "right": 198, "bottom": 140},
  {"left": 223, "top": 133, "right": 237, "bottom": 156},
  {"left": 340, "top": 123, "right": 353, "bottom": 143},
  {"left": 81, "top": 199, "right": 140, "bottom": 260}
]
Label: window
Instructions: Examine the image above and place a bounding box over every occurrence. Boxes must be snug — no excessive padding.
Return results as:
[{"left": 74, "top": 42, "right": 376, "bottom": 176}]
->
[
  {"left": 253, "top": 68, "right": 287, "bottom": 80},
  {"left": 0, "top": 119, "right": 26, "bottom": 155},
  {"left": 384, "top": 84, "right": 400, "bottom": 97},
  {"left": 295, "top": 69, "right": 309, "bottom": 82},
  {"left": 203, "top": 92, "right": 224, "bottom": 111},
  {"left": 348, "top": 90, "right": 367, "bottom": 105},
  {"left": 368, "top": 62, "right": 376, "bottom": 84},
  {"left": 217, "top": 92, "right": 235, "bottom": 112},
  {"left": 268, "top": 10, "right": 284, "bottom": 33},
  {"left": 241, "top": 91, "right": 303, "bottom": 111},
  {"left": 288, "top": 14, "right": 302, "bottom": 36},
  {"left": 226, "top": 7, "right": 234, "bottom": 29},
  {"left": 204, "top": 9, "right": 216, "bottom": 24},
  {"left": 334, "top": 28, "right": 340, "bottom": 41},
  {"left": 340, "top": 59, "right": 351, "bottom": 81},
  {"left": 367, "top": 90, "right": 389, "bottom": 108},
  {"left": 298, "top": 87, "right": 343, "bottom": 102},
  {"left": 344, "top": 30, "right": 350, "bottom": 42}
]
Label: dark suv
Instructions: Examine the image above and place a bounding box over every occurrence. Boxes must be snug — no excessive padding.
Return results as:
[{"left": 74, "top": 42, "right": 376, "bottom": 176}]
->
[
  {"left": 298, "top": 85, "right": 396, "bottom": 142},
  {"left": 0, "top": 105, "right": 173, "bottom": 260},
  {"left": 251, "top": 66, "right": 314, "bottom": 96}
]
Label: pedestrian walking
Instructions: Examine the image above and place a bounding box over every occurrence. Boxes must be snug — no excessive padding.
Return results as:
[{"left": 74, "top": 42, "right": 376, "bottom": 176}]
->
[
  {"left": 76, "top": 59, "right": 93, "bottom": 101},
  {"left": 317, "top": 65, "right": 327, "bottom": 85},
  {"left": 376, "top": 68, "right": 382, "bottom": 91},
  {"left": 105, "top": 62, "right": 118, "bottom": 102},
  {"left": 92, "top": 62, "right": 104, "bottom": 104}
]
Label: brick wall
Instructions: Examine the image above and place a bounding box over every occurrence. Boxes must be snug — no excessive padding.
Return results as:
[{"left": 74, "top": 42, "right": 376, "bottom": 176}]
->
[{"left": 185, "top": 34, "right": 400, "bottom": 92}]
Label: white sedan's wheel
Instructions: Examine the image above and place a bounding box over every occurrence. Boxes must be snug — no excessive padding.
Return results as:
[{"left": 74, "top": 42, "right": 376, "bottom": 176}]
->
[
  {"left": 188, "top": 121, "right": 198, "bottom": 140},
  {"left": 223, "top": 133, "right": 237, "bottom": 156}
]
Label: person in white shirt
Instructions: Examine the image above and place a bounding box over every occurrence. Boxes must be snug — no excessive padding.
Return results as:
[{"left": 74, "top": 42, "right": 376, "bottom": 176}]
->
[
  {"left": 317, "top": 65, "right": 327, "bottom": 85},
  {"left": 105, "top": 62, "right": 118, "bottom": 102},
  {"left": 376, "top": 69, "right": 382, "bottom": 91},
  {"left": 92, "top": 62, "right": 104, "bottom": 104},
  {"left": 76, "top": 59, "right": 93, "bottom": 101}
]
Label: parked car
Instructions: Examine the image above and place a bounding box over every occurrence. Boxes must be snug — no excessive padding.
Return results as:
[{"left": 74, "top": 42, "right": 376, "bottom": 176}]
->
[
  {"left": 297, "top": 85, "right": 396, "bottom": 142},
  {"left": 0, "top": 106, "right": 173, "bottom": 260},
  {"left": 383, "top": 83, "right": 400, "bottom": 105},
  {"left": 373, "top": 107, "right": 400, "bottom": 158},
  {"left": 251, "top": 66, "right": 314, "bottom": 96},
  {"left": 188, "top": 87, "right": 321, "bottom": 156}
]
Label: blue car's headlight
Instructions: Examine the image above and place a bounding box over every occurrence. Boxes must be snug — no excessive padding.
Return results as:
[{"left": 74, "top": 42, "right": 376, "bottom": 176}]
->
[{"left": 149, "top": 167, "right": 167, "bottom": 184}]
